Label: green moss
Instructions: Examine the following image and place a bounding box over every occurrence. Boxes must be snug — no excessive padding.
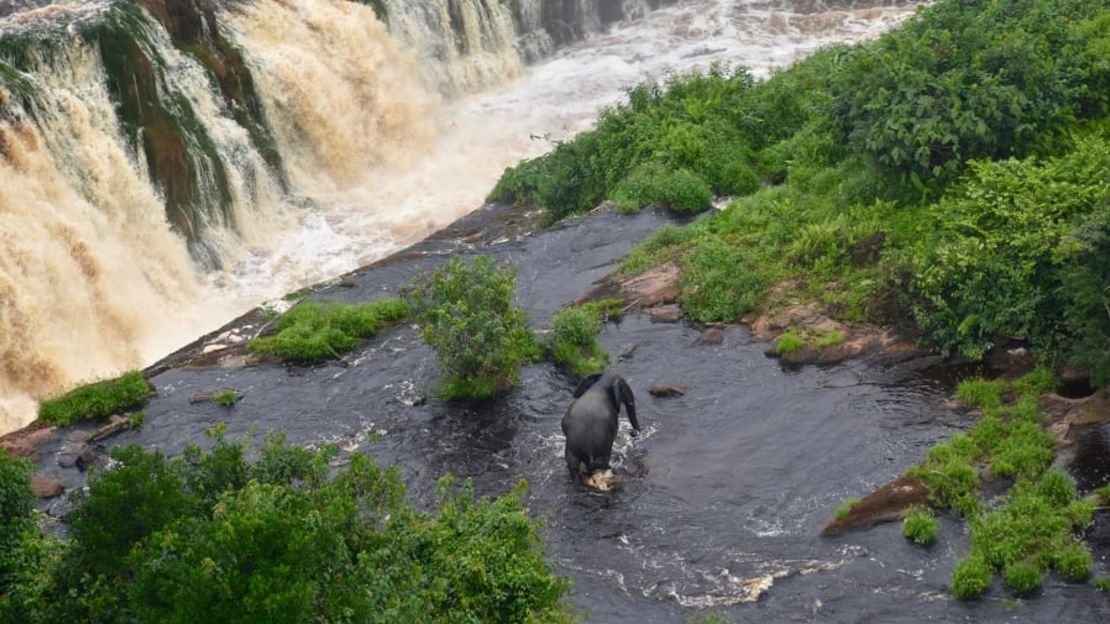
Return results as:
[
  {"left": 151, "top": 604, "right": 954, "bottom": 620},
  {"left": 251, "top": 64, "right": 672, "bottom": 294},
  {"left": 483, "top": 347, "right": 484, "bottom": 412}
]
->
[
  {"left": 1003, "top": 561, "right": 1042, "bottom": 595},
  {"left": 952, "top": 555, "right": 992, "bottom": 599},
  {"left": 814, "top": 330, "right": 844, "bottom": 349},
  {"left": 1054, "top": 542, "right": 1093, "bottom": 582},
  {"left": 211, "top": 390, "right": 240, "bottom": 407},
  {"left": 249, "top": 300, "right": 409, "bottom": 362},
  {"left": 834, "top": 497, "right": 859, "bottom": 520},
  {"left": 1093, "top": 577, "right": 1110, "bottom": 592},
  {"left": 902, "top": 507, "right": 938, "bottom": 545},
  {"left": 39, "top": 371, "right": 152, "bottom": 427},
  {"left": 956, "top": 378, "right": 1007, "bottom": 410},
  {"left": 775, "top": 331, "right": 806, "bottom": 355},
  {"left": 1097, "top": 483, "right": 1110, "bottom": 505}
]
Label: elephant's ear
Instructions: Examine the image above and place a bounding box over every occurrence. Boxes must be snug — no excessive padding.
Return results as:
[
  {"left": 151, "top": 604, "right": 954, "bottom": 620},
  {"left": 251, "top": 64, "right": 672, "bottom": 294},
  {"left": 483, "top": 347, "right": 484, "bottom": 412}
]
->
[{"left": 573, "top": 373, "right": 603, "bottom": 398}]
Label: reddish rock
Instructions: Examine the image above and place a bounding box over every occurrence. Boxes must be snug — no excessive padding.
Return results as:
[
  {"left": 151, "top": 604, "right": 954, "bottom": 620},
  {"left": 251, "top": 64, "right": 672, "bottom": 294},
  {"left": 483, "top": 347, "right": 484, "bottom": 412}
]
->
[
  {"left": 649, "top": 385, "right": 686, "bottom": 397},
  {"left": 649, "top": 305, "right": 682, "bottom": 323},
  {"left": 0, "top": 426, "right": 54, "bottom": 460},
  {"left": 31, "top": 474, "right": 64, "bottom": 499},
  {"left": 619, "top": 262, "right": 680, "bottom": 307},
  {"left": 820, "top": 476, "right": 930, "bottom": 537}
]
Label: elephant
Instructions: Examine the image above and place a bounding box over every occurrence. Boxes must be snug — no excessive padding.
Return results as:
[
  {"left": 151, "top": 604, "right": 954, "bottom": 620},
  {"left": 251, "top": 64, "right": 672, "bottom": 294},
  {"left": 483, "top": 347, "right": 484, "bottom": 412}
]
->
[{"left": 561, "top": 371, "right": 640, "bottom": 484}]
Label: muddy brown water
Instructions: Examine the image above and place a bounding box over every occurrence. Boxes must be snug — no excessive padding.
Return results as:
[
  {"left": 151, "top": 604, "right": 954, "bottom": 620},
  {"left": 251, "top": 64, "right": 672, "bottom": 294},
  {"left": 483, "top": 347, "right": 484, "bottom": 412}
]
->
[{"left": 34, "top": 206, "right": 1110, "bottom": 622}]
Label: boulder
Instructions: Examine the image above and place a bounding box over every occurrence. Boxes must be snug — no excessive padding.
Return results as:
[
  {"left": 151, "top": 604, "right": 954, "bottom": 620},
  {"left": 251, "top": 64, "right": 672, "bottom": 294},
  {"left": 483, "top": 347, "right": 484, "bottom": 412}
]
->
[
  {"left": 649, "top": 305, "right": 682, "bottom": 323},
  {"left": 649, "top": 385, "right": 686, "bottom": 397},
  {"left": 618, "top": 262, "right": 680, "bottom": 307},
  {"left": 31, "top": 474, "right": 64, "bottom": 499},
  {"left": 820, "top": 476, "right": 930, "bottom": 537}
]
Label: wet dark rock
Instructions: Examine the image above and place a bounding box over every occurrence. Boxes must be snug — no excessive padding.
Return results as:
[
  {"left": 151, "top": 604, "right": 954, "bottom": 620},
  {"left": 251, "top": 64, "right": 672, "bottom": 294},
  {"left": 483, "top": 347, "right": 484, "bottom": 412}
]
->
[
  {"left": 820, "top": 476, "right": 930, "bottom": 537},
  {"left": 617, "top": 343, "right": 640, "bottom": 361},
  {"left": 649, "top": 385, "right": 686, "bottom": 397},
  {"left": 31, "top": 473, "right": 64, "bottom": 499},
  {"left": 75, "top": 448, "right": 98, "bottom": 473},
  {"left": 649, "top": 305, "right": 682, "bottom": 323},
  {"left": 694, "top": 328, "right": 724, "bottom": 345},
  {"left": 984, "top": 343, "right": 1036, "bottom": 379}
]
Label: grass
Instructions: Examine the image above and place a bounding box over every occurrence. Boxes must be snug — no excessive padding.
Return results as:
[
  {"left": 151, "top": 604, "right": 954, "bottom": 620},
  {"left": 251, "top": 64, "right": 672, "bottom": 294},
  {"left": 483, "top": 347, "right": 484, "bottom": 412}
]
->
[
  {"left": 249, "top": 299, "right": 408, "bottom": 362},
  {"left": 814, "top": 329, "right": 844, "bottom": 349},
  {"left": 546, "top": 300, "right": 623, "bottom": 377},
  {"left": 902, "top": 507, "right": 938, "bottom": 545},
  {"left": 211, "top": 390, "right": 240, "bottom": 407},
  {"left": 1097, "top": 483, "right": 1110, "bottom": 505},
  {"left": 775, "top": 331, "right": 806, "bottom": 355},
  {"left": 39, "top": 371, "right": 152, "bottom": 427},
  {"left": 834, "top": 497, "right": 860, "bottom": 520},
  {"left": 1094, "top": 577, "right": 1110, "bottom": 592},
  {"left": 901, "top": 369, "right": 1097, "bottom": 599}
]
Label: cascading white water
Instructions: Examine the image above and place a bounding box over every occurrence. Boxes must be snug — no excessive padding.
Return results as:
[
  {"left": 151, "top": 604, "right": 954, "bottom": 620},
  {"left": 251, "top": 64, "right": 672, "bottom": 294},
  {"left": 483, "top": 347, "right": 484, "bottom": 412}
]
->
[{"left": 0, "top": 0, "right": 922, "bottom": 435}]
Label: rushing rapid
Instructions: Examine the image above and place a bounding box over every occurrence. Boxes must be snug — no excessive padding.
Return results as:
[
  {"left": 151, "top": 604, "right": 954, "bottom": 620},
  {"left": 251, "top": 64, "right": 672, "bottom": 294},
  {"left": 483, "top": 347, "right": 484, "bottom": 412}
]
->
[{"left": 0, "top": 0, "right": 921, "bottom": 433}]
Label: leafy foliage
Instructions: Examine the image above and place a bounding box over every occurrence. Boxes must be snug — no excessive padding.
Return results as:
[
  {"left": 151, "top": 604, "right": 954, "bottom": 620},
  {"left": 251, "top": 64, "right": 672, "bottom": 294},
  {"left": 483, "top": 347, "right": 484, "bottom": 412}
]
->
[
  {"left": 404, "top": 256, "right": 540, "bottom": 399},
  {"left": 834, "top": 497, "right": 859, "bottom": 520},
  {"left": 249, "top": 299, "right": 409, "bottom": 362},
  {"left": 38, "top": 371, "right": 152, "bottom": 426},
  {"left": 11, "top": 434, "right": 573, "bottom": 623},
  {"left": 546, "top": 300, "right": 621, "bottom": 377}
]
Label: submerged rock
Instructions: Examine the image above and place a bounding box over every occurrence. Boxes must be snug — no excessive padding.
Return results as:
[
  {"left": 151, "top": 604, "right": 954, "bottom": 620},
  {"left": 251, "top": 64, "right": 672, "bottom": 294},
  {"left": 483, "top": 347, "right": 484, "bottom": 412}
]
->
[
  {"left": 820, "top": 476, "right": 930, "bottom": 537},
  {"left": 649, "top": 385, "right": 686, "bottom": 397}
]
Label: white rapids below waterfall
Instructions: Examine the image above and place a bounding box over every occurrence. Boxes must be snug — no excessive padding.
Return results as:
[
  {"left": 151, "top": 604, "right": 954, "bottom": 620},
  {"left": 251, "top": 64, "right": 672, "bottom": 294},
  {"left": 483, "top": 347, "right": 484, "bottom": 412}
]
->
[{"left": 0, "top": 0, "right": 921, "bottom": 433}]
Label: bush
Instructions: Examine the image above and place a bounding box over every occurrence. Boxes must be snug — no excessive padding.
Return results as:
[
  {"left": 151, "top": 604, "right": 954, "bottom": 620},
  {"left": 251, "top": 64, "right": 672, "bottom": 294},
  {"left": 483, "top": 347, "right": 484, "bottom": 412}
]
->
[
  {"left": 21, "top": 434, "right": 573, "bottom": 623},
  {"left": 903, "top": 507, "right": 938, "bottom": 545},
  {"left": 211, "top": 390, "right": 239, "bottom": 407},
  {"left": 547, "top": 303, "right": 617, "bottom": 378},
  {"left": 39, "top": 370, "right": 152, "bottom": 426},
  {"left": 831, "top": 0, "right": 1109, "bottom": 188},
  {"left": 404, "top": 256, "right": 540, "bottom": 399},
  {"left": 612, "top": 163, "right": 713, "bottom": 214},
  {"left": 249, "top": 299, "right": 408, "bottom": 362}
]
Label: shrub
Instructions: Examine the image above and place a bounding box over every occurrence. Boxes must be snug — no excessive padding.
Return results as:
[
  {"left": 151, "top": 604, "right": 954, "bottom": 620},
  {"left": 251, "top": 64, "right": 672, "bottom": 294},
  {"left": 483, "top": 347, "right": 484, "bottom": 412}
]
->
[
  {"left": 22, "top": 435, "right": 573, "bottom": 623},
  {"left": 39, "top": 370, "right": 152, "bottom": 426},
  {"left": 1094, "top": 577, "right": 1110, "bottom": 592},
  {"left": 612, "top": 163, "right": 714, "bottom": 214},
  {"left": 952, "top": 555, "right": 992, "bottom": 599},
  {"left": 902, "top": 507, "right": 938, "bottom": 545},
  {"left": 776, "top": 332, "right": 806, "bottom": 355},
  {"left": 547, "top": 305, "right": 612, "bottom": 377},
  {"left": 249, "top": 299, "right": 408, "bottom": 362},
  {"left": 404, "top": 256, "right": 540, "bottom": 399}
]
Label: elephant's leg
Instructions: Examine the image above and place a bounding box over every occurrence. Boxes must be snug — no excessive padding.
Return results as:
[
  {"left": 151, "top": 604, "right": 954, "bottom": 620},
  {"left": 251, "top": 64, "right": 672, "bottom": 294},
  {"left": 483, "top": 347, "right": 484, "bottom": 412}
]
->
[{"left": 564, "top": 447, "right": 586, "bottom": 476}]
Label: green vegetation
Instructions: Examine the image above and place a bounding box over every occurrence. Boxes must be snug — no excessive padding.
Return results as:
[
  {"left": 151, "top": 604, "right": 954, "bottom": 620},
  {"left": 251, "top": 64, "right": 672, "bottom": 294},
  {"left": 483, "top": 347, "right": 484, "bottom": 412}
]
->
[
  {"left": 211, "top": 390, "right": 240, "bottom": 407},
  {"left": 404, "top": 256, "right": 540, "bottom": 399},
  {"left": 249, "top": 299, "right": 408, "bottom": 362},
  {"left": 0, "top": 433, "right": 573, "bottom": 623},
  {"left": 38, "top": 371, "right": 152, "bottom": 427},
  {"left": 814, "top": 330, "right": 844, "bottom": 349},
  {"left": 686, "top": 612, "right": 733, "bottom": 624},
  {"left": 899, "top": 370, "right": 1096, "bottom": 598},
  {"left": 1097, "top": 483, "right": 1110, "bottom": 505},
  {"left": 494, "top": 0, "right": 1110, "bottom": 382},
  {"left": 902, "top": 507, "right": 938, "bottom": 545},
  {"left": 834, "top": 497, "right": 859, "bottom": 520},
  {"left": 775, "top": 331, "right": 806, "bottom": 355},
  {"left": 1094, "top": 577, "right": 1110, "bottom": 592},
  {"left": 546, "top": 300, "right": 623, "bottom": 377}
]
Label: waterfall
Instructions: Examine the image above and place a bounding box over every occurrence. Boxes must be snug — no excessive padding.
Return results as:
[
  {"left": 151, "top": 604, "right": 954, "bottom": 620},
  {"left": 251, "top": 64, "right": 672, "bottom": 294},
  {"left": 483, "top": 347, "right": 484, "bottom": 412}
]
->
[{"left": 0, "top": 0, "right": 919, "bottom": 435}]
